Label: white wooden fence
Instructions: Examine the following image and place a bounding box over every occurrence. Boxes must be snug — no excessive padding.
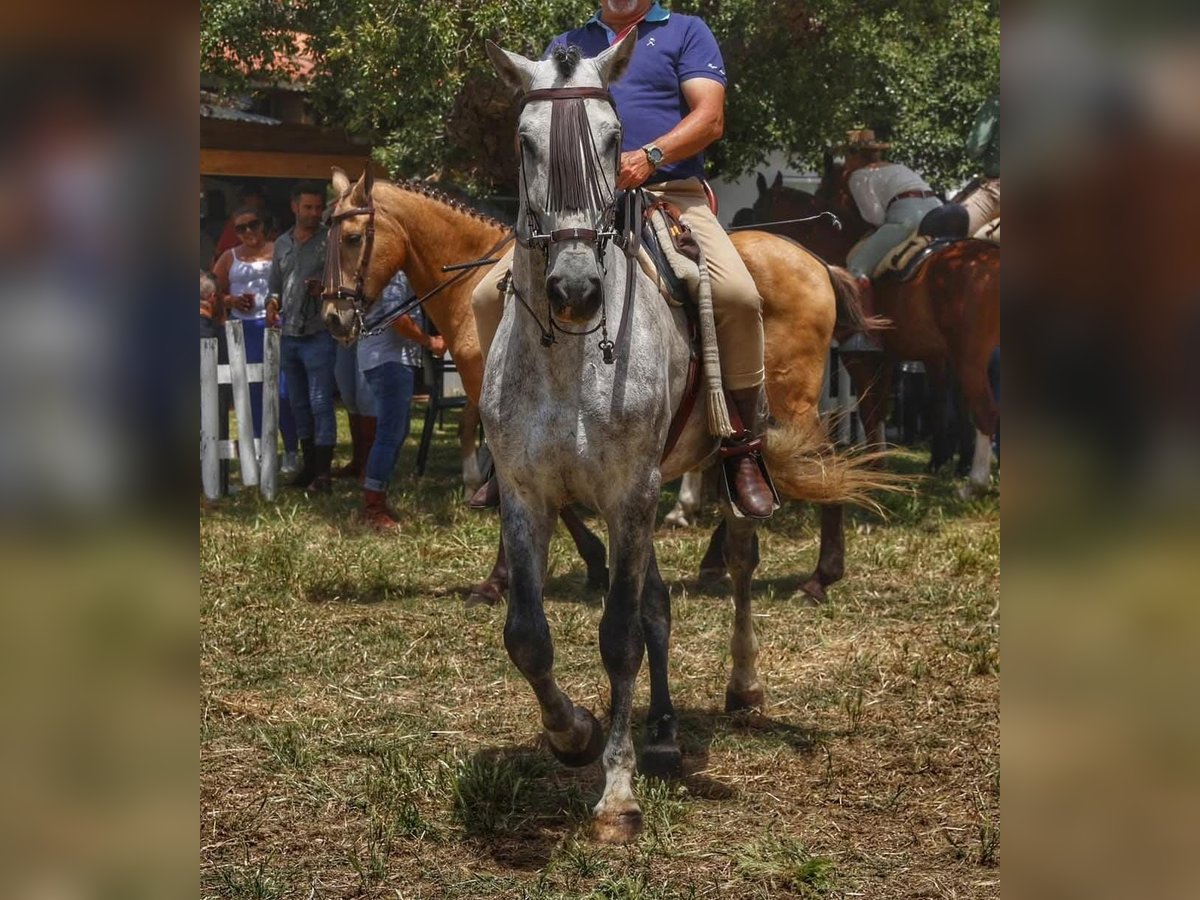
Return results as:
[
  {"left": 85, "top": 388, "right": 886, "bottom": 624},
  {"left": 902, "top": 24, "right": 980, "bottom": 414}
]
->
[{"left": 200, "top": 320, "right": 281, "bottom": 501}]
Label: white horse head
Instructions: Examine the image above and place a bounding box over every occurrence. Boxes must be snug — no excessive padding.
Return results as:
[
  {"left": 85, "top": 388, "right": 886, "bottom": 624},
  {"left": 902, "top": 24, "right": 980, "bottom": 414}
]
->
[{"left": 486, "top": 34, "right": 635, "bottom": 324}]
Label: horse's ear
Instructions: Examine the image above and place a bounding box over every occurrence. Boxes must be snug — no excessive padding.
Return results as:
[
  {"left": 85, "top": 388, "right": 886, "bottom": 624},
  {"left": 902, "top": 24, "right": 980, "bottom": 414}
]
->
[
  {"left": 486, "top": 40, "right": 535, "bottom": 95},
  {"left": 331, "top": 167, "right": 351, "bottom": 198},
  {"left": 594, "top": 28, "right": 637, "bottom": 84},
  {"left": 756, "top": 172, "right": 767, "bottom": 195},
  {"left": 772, "top": 171, "right": 783, "bottom": 190},
  {"left": 349, "top": 171, "right": 368, "bottom": 205}
]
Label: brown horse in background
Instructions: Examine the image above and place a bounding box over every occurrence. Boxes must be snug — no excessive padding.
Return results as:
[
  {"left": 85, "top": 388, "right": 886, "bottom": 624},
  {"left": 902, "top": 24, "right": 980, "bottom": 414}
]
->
[
  {"left": 321, "top": 170, "right": 885, "bottom": 603},
  {"left": 749, "top": 165, "right": 1000, "bottom": 491}
]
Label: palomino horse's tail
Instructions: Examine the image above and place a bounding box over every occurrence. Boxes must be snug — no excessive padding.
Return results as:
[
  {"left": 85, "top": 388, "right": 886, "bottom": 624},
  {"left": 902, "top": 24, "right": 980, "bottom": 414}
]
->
[
  {"left": 762, "top": 416, "right": 910, "bottom": 511},
  {"left": 828, "top": 265, "right": 890, "bottom": 333}
]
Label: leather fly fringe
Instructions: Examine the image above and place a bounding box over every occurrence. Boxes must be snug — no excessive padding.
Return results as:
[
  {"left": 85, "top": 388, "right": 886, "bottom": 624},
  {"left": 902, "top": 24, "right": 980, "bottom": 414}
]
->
[{"left": 547, "top": 98, "right": 609, "bottom": 214}]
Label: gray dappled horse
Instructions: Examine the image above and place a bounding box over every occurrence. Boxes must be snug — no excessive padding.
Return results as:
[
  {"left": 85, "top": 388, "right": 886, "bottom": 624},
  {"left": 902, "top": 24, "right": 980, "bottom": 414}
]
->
[{"left": 481, "top": 35, "right": 885, "bottom": 843}]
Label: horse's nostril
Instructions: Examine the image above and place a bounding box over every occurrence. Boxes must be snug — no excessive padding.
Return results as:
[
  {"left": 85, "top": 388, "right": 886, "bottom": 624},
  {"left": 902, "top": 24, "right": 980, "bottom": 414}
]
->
[{"left": 546, "top": 275, "right": 568, "bottom": 306}]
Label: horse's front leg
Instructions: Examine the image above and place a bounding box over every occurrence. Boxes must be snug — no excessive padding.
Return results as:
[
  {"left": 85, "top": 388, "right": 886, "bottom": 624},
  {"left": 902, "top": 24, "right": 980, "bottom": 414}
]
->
[
  {"left": 593, "top": 480, "right": 659, "bottom": 843},
  {"left": 501, "top": 489, "right": 605, "bottom": 767},
  {"left": 722, "top": 512, "right": 765, "bottom": 713},
  {"left": 639, "top": 549, "right": 681, "bottom": 778}
]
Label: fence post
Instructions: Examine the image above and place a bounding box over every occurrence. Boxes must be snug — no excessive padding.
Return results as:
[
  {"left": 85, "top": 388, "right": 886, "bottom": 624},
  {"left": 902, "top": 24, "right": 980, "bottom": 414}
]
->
[
  {"left": 259, "top": 327, "right": 281, "bottom": 500},
  {"left": 225, "top": 319, "right": 259, "bottom": 487},
  {"left": 200, "top": 338, "right": 220, "bottom": 500}
]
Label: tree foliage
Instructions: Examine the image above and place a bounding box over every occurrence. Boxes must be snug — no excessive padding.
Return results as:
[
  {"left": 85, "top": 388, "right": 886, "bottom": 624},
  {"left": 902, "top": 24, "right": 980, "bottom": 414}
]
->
[{"left": 201, "top": 0, "right": 998, "bottom": 192}]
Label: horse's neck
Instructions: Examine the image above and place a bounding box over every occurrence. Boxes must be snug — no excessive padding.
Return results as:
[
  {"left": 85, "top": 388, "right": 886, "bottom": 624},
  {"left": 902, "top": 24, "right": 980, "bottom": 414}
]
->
[{"left": 382, "top": 188, "right": 508, "bottom": 372}]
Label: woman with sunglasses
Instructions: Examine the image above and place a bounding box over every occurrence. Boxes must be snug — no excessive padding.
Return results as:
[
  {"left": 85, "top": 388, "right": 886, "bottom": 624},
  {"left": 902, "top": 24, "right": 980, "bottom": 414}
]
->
[{"left": 213, "top": 207, "right": 299, "bottom": 471}]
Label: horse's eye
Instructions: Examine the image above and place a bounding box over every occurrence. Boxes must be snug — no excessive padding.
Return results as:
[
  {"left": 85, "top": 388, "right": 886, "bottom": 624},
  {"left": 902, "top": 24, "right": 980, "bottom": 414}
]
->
[
  {"left": 344, "top": 232, "right": 363, "bottom": 246},
  {"left": 519, "top": 133, "right": 536, "bottom": 157}
]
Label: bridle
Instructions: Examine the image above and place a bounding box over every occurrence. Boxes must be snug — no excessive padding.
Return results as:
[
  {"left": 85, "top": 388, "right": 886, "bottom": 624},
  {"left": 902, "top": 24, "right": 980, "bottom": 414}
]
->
[
  {"left": 321, "top": 166, "right": 378, "bottom": 334},
  {"left": 511, "top": 85, "right": 634, "bottom": 363},
  {"left": 321, "top": 168, "right": 514, "bottom": 339}
]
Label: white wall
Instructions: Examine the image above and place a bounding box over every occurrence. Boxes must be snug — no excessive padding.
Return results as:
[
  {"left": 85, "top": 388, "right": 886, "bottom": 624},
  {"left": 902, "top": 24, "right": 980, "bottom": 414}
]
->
[{"left": 708, "top": 150, "right": 821, "bottom": 227}]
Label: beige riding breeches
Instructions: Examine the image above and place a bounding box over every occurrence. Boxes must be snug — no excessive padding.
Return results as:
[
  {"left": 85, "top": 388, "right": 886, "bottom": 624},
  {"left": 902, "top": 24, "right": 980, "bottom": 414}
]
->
[
  {"left": 470, "top": 177, "right": 765, "bottom": 390},
  {"left": 961, "top": 177, "right": 1001, "bottom": 235}
]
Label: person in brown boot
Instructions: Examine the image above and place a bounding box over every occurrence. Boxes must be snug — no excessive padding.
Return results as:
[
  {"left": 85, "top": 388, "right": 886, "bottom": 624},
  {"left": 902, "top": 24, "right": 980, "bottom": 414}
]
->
[
  {"left": 334, "top": 343, "right": 376, "bottom": 478},
  {"left": 721, "top": 386, "right": 779, "bottom": 520},
  {"left": 358, "top": 271, "right": 443, "bottom": 530}
]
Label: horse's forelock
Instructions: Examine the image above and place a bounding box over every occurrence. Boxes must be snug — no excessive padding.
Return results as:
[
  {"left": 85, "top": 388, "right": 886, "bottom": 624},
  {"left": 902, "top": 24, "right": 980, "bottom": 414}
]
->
[{"left": 551, "top": 44, "right": 582, "bottom": 79}]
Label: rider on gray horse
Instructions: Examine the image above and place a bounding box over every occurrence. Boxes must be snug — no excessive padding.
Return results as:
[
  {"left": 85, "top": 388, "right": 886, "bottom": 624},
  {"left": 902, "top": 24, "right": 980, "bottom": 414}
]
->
[{"left": 470, "top": 0, "right": 775, "bottom": 519}]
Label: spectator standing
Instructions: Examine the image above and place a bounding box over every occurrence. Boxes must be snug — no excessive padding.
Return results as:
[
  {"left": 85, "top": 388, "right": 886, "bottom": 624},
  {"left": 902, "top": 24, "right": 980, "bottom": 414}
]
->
[
  {"left": 212, "top": 207, "right": 299, "bottom": 468},
  {"left": 358, "top": 272, "right": 444, "bottom": 530},
  {"left": 266, "top": 182, "right": 336, "bottom": 491},
  {"left": 212, "top": 183, "right": 267, "bottom": 265}
]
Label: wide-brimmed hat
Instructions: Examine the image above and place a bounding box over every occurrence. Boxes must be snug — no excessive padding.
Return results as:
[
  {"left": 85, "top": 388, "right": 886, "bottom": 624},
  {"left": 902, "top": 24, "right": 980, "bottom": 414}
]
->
[{"left": 837, "top": 128, "right": 892, "bottom": 151}]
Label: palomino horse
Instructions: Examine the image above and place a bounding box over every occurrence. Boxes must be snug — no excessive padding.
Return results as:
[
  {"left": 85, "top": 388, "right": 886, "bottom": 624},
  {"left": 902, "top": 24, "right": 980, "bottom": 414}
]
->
[
  {"left": 752, "top": 167, "right": 1001, "bottom": 492},
  {"left": 318, "top": 178, "right": 870, "bottom": 606}
]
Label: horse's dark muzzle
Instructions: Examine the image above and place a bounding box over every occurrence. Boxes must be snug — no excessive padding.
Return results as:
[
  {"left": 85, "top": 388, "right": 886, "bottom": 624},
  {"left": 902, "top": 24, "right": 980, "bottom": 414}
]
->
[{"left": 547, "top": 273, "right": 602, "bottom": 322}]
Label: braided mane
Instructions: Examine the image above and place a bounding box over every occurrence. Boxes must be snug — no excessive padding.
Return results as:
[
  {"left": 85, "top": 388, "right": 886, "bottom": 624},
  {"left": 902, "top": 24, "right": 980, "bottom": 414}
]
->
[{"left": 390, "top": 179, "right": 508, "bottom": 230}]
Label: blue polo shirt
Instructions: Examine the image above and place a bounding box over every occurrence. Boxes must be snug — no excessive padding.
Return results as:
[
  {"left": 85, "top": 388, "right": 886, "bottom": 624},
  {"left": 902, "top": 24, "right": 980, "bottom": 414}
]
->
[{"left": 546, "top": 2, "right": 727, "bottom": 185}]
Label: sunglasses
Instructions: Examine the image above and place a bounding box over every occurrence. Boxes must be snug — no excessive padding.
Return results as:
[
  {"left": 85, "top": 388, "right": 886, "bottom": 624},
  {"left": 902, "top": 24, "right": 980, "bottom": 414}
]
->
[{"left": 234, "top": 219, "right": 262, "bottom": 233}]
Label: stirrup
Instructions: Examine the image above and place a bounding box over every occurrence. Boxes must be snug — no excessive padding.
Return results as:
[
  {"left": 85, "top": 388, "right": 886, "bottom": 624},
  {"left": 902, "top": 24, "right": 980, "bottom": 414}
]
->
[{"left": 718, "top": 434, "right": 781, "bottom": 520}]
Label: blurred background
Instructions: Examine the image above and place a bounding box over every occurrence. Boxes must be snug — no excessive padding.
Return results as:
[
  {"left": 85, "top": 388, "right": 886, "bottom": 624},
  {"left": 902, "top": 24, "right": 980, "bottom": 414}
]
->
[{"left": 1, "top": 0, "right": 1199, "bottom": 896}]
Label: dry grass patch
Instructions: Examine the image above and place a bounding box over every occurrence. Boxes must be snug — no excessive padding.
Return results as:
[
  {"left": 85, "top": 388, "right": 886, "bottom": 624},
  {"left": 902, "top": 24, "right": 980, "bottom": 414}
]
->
[{"left": 202, "top": 411, "right": 998, "bottom": 898}]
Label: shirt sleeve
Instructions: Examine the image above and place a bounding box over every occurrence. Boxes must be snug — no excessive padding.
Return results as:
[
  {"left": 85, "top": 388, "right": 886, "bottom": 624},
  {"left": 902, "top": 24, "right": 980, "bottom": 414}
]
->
[
  {"left": 849, "top": 170, "right": 886, "bottom": 227},
  {"left": 678, "top": 17, "right": 727, "bottom": 86}
]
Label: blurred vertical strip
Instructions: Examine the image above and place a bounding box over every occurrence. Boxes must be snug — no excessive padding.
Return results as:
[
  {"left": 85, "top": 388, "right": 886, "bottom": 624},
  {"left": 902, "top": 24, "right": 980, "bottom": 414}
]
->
[
  {"left": 1005, "top": 3, "right": 1200, "bottom": 898},
  {"left": 0, "top": 3, "right": 196, "bottom": 899}
]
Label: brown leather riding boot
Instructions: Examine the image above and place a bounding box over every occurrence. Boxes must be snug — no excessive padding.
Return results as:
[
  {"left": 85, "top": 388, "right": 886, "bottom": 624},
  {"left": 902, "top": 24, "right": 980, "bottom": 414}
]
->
[
  {"left": 363, "top": 489, "right": 400, "bottom": 531},
  {"left": 335, "top": 413, "right": 363, "bottom": 478},
  {"left": 721, "top": 386, "right": 778, "bottom": 520},
  {"left": 839, "top": 275, "right": 883, "bottom": 353},
  {"left": 307, "top": 445, "right": 334, "bottom": 494}
]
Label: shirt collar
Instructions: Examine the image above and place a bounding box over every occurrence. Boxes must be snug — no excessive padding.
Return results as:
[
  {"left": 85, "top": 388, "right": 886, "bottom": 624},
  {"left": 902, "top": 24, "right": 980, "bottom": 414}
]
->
[{"left": 587, "top": 1, "right": 670, "bottom": 33}]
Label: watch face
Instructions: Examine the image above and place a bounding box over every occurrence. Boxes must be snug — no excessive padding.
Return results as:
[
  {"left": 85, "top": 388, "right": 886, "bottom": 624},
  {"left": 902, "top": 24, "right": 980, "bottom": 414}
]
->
[{"left": 648, "top": 147, "right": 663, "bottom": 165}]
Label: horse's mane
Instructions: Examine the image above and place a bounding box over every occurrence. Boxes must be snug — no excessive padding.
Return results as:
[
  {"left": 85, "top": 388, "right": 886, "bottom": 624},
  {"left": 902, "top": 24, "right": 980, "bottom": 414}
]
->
[{"left": 382, "top": 178, "right": 510, "bottom": 231}]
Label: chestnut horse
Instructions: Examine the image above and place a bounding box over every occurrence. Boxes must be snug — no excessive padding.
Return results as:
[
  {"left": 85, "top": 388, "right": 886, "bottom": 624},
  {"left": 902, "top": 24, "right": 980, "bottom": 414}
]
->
[
  {"left": 750, "top": 166, "right": 1000, "bottom": 491},
  {"left": 320, "top": 170, "right": 876, "bottom": 603}
]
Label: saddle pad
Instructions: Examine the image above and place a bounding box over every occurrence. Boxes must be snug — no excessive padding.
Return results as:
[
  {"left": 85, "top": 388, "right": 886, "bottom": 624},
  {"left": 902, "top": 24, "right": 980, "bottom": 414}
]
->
[{"left": 873, "top": 234, "right": 932, "bottom": 279}]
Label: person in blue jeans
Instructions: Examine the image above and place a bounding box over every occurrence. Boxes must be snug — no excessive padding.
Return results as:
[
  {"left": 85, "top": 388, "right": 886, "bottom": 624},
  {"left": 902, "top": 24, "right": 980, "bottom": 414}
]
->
[
  {"left": 266, "top": 182, "right": 337, "bottom": 491},
  {"left": 359, "top": 272, "right": 445, "bottom": 530},
  {"left": 334, "top": 341, "right": 377, "bottom": 480}
]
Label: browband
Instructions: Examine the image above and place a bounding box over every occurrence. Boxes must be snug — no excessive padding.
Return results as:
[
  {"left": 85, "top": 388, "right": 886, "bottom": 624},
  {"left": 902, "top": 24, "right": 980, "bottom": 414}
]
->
[{"left": 519, "top": 87, "right": 615, "bottom": 110}]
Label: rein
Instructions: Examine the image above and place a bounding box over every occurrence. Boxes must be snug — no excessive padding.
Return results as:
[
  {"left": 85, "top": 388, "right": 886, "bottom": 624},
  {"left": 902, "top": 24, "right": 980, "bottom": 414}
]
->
[{"left": 726, "top": 212, "right": 843, "bottom": 232}]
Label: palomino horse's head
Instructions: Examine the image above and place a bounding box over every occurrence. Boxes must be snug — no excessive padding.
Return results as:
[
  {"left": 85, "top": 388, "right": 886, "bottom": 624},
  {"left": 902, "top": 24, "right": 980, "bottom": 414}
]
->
[
  {"left": 321, "top": 166, "right": 406, "bottom": 344},
  {"left": 486, "top": 34, "right": 635, "bottom": 325}
]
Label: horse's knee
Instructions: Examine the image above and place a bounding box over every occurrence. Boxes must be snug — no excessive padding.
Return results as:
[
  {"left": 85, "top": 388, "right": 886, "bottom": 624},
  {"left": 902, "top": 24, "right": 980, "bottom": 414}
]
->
[{"left": 503, "top": 615, "right": 553, "bottom": 679}]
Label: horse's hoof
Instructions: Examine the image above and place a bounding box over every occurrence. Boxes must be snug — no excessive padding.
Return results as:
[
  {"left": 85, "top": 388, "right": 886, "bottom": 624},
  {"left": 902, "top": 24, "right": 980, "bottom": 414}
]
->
[
  {"left": 725, "top": 685, "right": 766, "bottom": 714},
  {"left": 592, "top": 807, "right": 643, "bottom": 844},
  {"left": 640, "top": 742, "right": 683, "bottom": 780},
  {"left": 799, "top": 575, "right": 827, "bottom": 605},
  {"left": 663, "top": 510, "right": 690, "bottom": 529},
  {"left": 466, "top": 581, "right": 503, "bottom": 607},
  {"left": 586, "top": 567, "right": 610, "bottom": 593},
  {"left": 547, "top": 706, "right": 605, "bottom": 768}
]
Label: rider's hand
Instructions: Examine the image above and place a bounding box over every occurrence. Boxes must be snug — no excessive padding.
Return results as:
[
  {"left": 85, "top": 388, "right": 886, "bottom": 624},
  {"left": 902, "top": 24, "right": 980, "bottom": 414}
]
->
[
  {"left": 617, "top": 150, "right": 655, "bottom": 190},
  {"left": 234, "top": 293, "right": 255, "bottom": 312},
  {"left": 265, "top": 298, "right": 280, "bottom": 328},
  {"left": 427, "top": 335, "right": 447, "bottom": 356}
]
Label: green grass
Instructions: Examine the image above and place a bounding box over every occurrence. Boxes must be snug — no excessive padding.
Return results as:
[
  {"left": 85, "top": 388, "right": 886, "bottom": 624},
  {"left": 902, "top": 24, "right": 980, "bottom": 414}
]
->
[{"left": 201, "top": 407, "right": 999, "bottom": 898}]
